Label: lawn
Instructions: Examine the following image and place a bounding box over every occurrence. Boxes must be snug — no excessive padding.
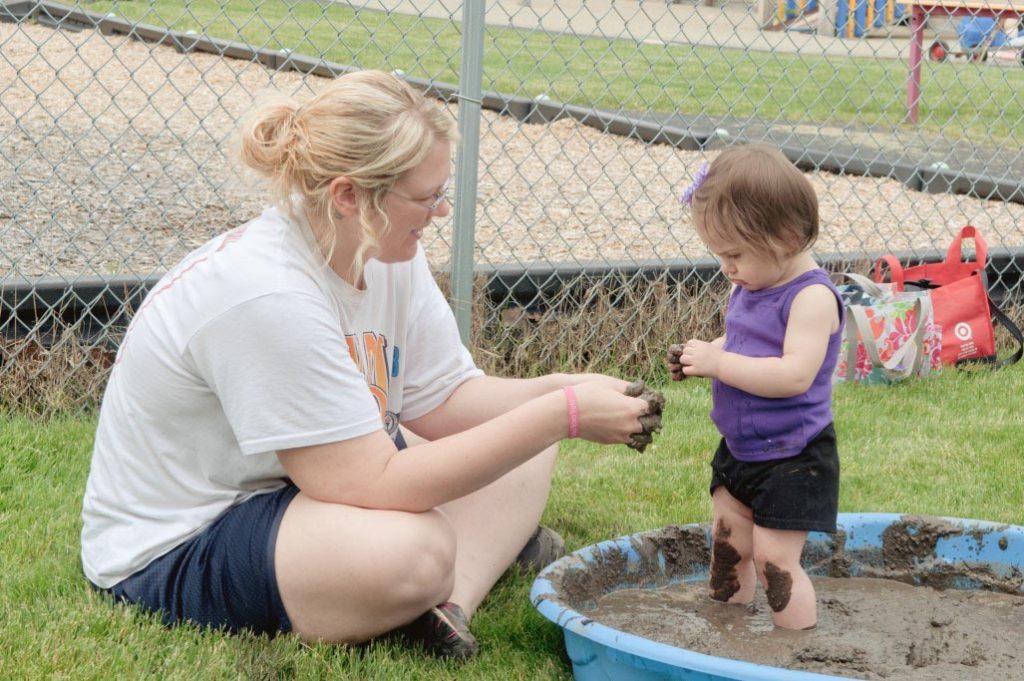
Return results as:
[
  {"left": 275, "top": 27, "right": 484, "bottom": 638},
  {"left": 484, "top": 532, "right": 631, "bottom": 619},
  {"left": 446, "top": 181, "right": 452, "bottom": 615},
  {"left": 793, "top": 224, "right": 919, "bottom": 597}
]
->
[
  {"left": 84, "top": 0, "right": 1024, "bottom": 143},
  {"left": 1, "top": 368, "right": 1021, "bottom": 679}
]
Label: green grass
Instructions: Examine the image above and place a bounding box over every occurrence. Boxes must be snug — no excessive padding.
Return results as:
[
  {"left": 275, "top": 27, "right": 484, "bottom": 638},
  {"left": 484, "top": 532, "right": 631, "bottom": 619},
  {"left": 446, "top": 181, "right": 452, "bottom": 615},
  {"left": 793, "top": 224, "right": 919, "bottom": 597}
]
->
[
  {"left": 85, "top": 0, "right": 1024, "bottom": 143},
  {"left": 2, "top": 367, "right": 1022, "bottom": 678}
]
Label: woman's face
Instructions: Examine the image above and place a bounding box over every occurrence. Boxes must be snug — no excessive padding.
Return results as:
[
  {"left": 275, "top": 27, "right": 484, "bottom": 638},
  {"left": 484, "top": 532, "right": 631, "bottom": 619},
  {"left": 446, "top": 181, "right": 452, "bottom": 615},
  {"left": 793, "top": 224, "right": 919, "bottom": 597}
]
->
[{"left": 376, "top": 140, "right": 452, "bottom": 264}]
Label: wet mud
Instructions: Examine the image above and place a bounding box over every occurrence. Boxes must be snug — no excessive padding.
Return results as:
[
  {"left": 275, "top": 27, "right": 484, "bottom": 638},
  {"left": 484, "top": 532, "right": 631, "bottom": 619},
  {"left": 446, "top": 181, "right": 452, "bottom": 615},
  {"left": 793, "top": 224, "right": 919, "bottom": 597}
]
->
[
  {"left": 543, "top": 518, "right": 1024, "bottom": 680},
  {"left": 709, "top": 522, "right": 742, "bottom": 602},
  {"left": 763, "top": 561, "right": 793, "bottom": 612}
]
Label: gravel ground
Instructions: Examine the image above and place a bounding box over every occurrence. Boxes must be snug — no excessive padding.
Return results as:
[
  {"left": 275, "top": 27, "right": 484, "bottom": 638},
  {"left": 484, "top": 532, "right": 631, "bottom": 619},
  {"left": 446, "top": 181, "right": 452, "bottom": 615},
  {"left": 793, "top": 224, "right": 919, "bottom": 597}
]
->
[{"left": 3, "top": 21, "right": 1024, "bottom": 281}]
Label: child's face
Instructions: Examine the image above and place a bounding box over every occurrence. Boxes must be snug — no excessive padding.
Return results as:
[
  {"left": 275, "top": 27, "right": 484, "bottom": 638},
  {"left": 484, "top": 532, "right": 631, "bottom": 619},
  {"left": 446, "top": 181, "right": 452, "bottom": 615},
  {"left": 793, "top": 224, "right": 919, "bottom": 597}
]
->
[{"left": 696, "top": 225, "right": 792, "bottom": 291}]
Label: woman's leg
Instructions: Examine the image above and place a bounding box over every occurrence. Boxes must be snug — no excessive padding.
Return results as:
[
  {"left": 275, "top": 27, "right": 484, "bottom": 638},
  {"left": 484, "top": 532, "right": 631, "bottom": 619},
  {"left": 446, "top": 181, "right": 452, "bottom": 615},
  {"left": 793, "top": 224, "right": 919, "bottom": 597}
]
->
[
  {"left": 752, "top": 525, "right": 815, "bottom": 629},
  {"left": 275, "top": 428, "right": 559, "bottom": 642},
  {"left": 407, "top": 427, "right": 559, "bottom": 617},
  {"left": 709, "top": 486, "right": 758, "bottom": 604},
  {"left": 275, "top": 495, "right": 457, "bottom": 643}
]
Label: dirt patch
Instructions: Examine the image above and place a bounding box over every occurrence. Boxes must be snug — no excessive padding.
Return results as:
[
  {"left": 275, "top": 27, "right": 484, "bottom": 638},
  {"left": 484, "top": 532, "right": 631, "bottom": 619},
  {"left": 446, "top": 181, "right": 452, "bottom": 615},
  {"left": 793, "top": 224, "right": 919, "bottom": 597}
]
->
[
  {"left": 763, "top": 561, "right": 793, "bottom": 613},
  {"left": 542, "top": 517, "right": 1024, "bottom": 680},
  {"left": 551, "top": 525, "right": 711, "bottom": 609},
  {"left": 709, "top": 521, "right": 742, "bottom": 602}
]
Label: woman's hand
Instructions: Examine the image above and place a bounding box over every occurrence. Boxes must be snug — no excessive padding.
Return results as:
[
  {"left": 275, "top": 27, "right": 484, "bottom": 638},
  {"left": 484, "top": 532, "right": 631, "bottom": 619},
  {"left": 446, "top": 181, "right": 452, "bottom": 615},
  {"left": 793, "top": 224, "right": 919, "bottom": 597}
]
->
[{"left": 568, "top": 381, "right": 650, "bottom": 445}]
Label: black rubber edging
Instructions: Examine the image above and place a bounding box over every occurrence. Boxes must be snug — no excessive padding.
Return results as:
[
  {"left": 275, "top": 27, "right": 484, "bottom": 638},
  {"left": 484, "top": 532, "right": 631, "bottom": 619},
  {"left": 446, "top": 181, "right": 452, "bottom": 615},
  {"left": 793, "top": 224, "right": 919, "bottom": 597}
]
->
[{"left": 4, "top": 247, "right": 1023, "bottom": 344}]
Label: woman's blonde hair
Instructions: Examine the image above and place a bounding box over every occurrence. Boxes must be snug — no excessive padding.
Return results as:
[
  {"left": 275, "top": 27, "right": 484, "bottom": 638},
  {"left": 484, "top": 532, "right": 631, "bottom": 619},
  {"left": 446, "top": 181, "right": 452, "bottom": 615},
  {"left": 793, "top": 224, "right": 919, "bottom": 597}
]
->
[
  {"left": 235, "top": 70, "right": 457, "bottom": 279},
  {"left": 691, "top": 144, "right": 819, "bottom": 262}
]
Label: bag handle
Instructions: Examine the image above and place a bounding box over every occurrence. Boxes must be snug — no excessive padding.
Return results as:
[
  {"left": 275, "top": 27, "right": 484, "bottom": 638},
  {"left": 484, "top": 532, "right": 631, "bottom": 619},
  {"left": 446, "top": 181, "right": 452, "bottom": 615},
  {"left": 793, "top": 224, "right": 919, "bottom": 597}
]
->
[
  {"left": 946, "top": 225, "right": 988, "bottom": 272},
  {"left": 844, "top": 272, "right": 890, "bottom": 299},
  {"left": 846, "top": 297, "right": 932, "bottom": 380},
  {"left": 872, "top": 255, "right": 906, "bottom": 291},
  {"left": 849, "top": 304, "right": 919, "bottom": 379},
  {"left": 989, "top": 300, "right": 1024, "bottom": 369}
]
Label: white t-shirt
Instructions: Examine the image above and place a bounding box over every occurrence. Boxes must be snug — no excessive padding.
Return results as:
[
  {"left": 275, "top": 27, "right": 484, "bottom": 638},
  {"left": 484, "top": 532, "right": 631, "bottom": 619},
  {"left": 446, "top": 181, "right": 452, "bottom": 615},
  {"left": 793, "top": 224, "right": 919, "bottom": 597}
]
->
[{"left": 81, "top": 206, "right": 482, "bottom": 588}]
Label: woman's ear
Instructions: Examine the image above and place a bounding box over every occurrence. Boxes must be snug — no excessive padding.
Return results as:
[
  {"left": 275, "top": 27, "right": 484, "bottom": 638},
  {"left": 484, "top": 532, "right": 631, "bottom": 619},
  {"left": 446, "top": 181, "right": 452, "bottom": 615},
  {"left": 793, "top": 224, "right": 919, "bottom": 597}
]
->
[{"left": 328, "top": 176, "right": 359, "bottom": 217}]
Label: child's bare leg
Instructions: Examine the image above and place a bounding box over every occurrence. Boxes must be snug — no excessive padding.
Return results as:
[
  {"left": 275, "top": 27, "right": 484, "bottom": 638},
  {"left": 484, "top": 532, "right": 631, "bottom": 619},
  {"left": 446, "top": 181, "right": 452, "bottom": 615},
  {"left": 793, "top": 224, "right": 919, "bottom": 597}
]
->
[
  {"left": 753, "top": 526, "right": 815, "bottom": 629},
  {"left": 708, "top": 487, "right": 757, "bottom": 604}
]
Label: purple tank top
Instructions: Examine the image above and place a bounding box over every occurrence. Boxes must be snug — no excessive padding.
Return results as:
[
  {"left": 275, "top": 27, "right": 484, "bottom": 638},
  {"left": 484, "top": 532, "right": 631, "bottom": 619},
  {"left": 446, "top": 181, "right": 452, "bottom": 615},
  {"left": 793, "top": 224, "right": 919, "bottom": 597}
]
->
[{"left": 711, "top": 269, "right": 843, "bottom": 462}]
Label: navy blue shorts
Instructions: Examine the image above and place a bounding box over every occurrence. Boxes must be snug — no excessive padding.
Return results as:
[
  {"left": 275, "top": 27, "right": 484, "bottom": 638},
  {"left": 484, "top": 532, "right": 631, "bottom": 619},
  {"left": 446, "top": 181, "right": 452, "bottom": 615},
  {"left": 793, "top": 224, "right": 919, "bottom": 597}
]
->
[
  {"left": 97, "top": 483, "right": 301, "bottom": 635},
  {"left": 709, "top": 423, "right": 839, "bottom": 534},
  {"left": 94, "top": 430, "right": 409, "bottom": 635}
]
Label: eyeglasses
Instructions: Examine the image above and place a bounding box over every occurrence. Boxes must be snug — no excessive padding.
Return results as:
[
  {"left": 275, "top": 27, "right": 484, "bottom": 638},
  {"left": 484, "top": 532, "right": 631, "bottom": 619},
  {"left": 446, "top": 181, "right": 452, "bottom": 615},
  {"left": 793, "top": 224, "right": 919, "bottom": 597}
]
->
[{"left": 389, "top": 176, "right": 453, "bottom": 213}]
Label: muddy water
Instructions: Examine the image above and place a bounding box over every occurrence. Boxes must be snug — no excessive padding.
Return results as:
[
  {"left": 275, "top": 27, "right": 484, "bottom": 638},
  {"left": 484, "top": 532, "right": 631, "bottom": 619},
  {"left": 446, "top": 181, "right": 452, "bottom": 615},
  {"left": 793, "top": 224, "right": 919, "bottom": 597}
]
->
[
  {"left": 590, "top": 577, "right": 1024, "bottom": 680},
  {"left": 544, "top": 518, "right": 1024, "bottom": 680}
]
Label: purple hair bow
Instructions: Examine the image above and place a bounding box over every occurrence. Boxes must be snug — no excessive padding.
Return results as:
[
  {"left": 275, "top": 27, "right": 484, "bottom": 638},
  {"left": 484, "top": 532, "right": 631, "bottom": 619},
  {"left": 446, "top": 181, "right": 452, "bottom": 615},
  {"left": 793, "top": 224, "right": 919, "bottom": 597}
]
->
[{"left": 679, "top": 160, "right": 710, "bottom": 206}]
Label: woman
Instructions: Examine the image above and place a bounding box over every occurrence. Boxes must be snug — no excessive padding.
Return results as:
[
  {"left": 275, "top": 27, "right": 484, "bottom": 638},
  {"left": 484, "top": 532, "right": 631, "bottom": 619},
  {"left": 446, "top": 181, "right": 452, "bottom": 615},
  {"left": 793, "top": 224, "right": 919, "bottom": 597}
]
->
[{"left": 81, "top": 70, "right": 649, "bottom": 659}]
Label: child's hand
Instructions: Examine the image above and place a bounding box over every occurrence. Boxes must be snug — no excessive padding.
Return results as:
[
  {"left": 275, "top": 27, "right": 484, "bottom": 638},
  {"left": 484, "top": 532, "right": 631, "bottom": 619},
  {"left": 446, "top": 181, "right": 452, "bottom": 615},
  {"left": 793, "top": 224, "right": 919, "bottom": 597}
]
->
[
  {"left": 679, "top": 339, "right": 723, "bottom": 379},
  {"left": 666, "top": 344, "right": 686, "bottom": 381}
]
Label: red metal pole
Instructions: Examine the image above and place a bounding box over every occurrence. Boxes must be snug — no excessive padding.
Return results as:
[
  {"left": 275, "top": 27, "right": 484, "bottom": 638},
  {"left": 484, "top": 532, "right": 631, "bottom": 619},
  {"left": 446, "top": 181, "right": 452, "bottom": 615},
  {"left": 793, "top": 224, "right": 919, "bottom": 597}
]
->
[{"left": 907, "top": 5, "right": 926, "bottom": 124}]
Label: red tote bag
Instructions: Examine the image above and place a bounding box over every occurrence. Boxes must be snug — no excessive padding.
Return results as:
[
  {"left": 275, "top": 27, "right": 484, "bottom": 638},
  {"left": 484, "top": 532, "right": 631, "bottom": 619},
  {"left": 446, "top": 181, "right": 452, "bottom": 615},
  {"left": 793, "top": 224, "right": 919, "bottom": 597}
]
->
[{"left": 873, "top": 226, "right": 1022, "bottom": 368}]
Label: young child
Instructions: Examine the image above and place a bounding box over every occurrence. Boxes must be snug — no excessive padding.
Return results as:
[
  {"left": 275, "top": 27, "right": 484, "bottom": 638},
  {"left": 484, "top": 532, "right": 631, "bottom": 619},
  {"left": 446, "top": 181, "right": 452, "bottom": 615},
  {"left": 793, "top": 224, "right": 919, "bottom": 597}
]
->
[{"left": 667, "top": 145, "right": 843, "bottom": 630}]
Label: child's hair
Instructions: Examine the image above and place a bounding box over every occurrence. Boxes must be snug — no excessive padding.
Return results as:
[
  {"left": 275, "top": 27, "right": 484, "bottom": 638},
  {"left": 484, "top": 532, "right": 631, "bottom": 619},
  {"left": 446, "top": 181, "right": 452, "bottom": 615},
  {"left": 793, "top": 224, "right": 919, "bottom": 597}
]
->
[
  {"left": 690, "top": 145, "right": 818, "bottom": 261},
  {"left": 234, "top": 70, "right": 457, "bottom": 280}
]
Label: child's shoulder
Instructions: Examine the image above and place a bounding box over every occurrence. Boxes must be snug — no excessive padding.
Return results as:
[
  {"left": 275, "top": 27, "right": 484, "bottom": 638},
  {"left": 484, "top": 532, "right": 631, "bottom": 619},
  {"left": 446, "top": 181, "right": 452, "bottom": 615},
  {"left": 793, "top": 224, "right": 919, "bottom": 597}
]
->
[
  {"left": 790, "top": 268, "right": 839, "bottom": 296},
  {"left": 789, "top": 275, "right": 842, "bottom": 328}
]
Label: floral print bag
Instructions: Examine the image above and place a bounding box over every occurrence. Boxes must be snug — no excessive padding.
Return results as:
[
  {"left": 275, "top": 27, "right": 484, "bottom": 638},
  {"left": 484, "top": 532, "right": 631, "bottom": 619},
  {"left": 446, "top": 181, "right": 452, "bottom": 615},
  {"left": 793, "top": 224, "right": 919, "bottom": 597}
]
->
[{"left": 832, "top": 273, "right": 943, "bottom": 384}]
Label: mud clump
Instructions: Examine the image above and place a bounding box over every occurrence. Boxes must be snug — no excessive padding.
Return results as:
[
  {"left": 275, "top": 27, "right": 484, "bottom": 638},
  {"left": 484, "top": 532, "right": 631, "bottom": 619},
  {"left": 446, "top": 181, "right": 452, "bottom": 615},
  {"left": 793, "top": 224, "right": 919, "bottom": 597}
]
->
[
  {"left": 648, "top": 524, "right": 711, "bottom": 580},
  {"left": 881, "top": 515, "right": 964, "bottom": 572},
  {"left": 542, "top": 525, "right": 710, "bottom": 609},
  {"left": 624, "top": 380, "right": 664, "bottom": 453},
  {"left": 554, "top": 546, "right": 632, "bottom": 610},
  {"left": 666, "top": 344, "right": 686, "bottom": 381}
]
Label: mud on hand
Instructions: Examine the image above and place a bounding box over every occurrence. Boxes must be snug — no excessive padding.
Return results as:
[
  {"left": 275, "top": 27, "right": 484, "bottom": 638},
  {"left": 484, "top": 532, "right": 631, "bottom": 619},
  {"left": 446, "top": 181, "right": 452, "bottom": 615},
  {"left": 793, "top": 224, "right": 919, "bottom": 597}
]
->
[
  {"left": 624, "top": 380, "right": 665, "bottom": 453},
  {"left": 666, "top": 344, "right": 686, "bottom": 381}
]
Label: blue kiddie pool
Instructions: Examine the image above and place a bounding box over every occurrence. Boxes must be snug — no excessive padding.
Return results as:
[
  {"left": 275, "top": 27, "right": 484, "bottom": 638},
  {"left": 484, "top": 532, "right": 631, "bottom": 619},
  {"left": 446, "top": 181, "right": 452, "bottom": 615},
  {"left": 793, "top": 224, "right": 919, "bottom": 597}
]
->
[{"left": 531, "top": 513, "right": 1024, "bottom": 681}]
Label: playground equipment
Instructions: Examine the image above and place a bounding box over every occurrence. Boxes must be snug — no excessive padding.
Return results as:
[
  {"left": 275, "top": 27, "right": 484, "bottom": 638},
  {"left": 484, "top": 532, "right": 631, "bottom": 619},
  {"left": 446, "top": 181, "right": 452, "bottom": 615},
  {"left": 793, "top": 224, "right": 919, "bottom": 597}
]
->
[
  {"left": 928, "top": 16, "right": 1024, "bottom": 65},
  {"left": 761, "top": 0, "right": 909, "bottom": 38},
  {"left": 836, "top": 0, "right": 907, "bottom": 37}
]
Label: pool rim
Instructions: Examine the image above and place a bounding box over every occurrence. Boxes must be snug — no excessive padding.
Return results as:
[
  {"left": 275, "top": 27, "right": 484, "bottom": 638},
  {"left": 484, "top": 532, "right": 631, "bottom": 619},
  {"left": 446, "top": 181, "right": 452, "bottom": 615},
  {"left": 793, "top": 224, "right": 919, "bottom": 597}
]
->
[{"left": 530, "top": 511, "right": 1021, "bottom": 681}]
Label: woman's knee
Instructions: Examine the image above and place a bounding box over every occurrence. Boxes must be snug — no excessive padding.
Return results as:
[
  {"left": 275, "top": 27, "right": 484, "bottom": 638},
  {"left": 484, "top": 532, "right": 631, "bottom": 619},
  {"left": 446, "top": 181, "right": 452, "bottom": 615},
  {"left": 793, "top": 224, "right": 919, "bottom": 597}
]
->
[
  {"left": 276, "top": 503, "right": 460, "bottom": 641},
  {"left": 387, "top": 509, "right": 457, "bottom": 605},
  {"left": 277, "top": 500, "right": 456, "bottom": 607}
]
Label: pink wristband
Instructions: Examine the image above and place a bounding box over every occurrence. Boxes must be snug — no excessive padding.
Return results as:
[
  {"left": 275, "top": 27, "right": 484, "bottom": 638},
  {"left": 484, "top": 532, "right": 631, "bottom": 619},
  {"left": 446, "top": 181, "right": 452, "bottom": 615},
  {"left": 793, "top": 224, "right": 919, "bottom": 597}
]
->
[{"left": 563, "top": 385, "right": 580, "bottom": 439}]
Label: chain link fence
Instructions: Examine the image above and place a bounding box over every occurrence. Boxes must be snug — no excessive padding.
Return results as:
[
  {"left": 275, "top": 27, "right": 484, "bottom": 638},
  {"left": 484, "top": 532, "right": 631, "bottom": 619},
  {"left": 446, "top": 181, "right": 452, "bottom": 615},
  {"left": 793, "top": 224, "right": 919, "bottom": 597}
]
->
[{"left": 2, "top": 0, "right": 1024, "bottom": 415}]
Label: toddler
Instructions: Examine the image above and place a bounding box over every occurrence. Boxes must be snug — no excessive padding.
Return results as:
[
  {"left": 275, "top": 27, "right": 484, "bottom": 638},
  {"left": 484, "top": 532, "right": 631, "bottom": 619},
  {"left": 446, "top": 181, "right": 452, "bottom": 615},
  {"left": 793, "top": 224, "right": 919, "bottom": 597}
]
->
[{"left": 667, "top": 145, "right": 843, "bottom": 630}]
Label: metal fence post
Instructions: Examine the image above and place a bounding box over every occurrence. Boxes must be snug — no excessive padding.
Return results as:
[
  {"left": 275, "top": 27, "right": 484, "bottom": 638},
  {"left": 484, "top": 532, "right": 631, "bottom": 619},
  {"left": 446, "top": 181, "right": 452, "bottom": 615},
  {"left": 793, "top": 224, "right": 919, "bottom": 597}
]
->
[{"left": 451, "top": 0, "right": 485, "bottom": 347}]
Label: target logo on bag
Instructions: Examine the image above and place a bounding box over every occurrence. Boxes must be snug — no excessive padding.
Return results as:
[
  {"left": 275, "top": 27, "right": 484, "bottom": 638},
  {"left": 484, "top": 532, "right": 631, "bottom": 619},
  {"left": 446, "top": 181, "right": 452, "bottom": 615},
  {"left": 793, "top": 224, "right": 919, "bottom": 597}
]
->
[{"left": 872, "top": 227, "right": 1023, "bottom": 369}]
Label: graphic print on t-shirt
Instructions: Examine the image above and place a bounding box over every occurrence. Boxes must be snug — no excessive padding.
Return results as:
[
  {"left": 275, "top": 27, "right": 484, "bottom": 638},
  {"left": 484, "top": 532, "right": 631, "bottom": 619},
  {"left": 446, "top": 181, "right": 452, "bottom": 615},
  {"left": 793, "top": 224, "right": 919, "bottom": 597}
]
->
[{"left": 344, "top": 331, "right": 399, "bottom": 436}]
